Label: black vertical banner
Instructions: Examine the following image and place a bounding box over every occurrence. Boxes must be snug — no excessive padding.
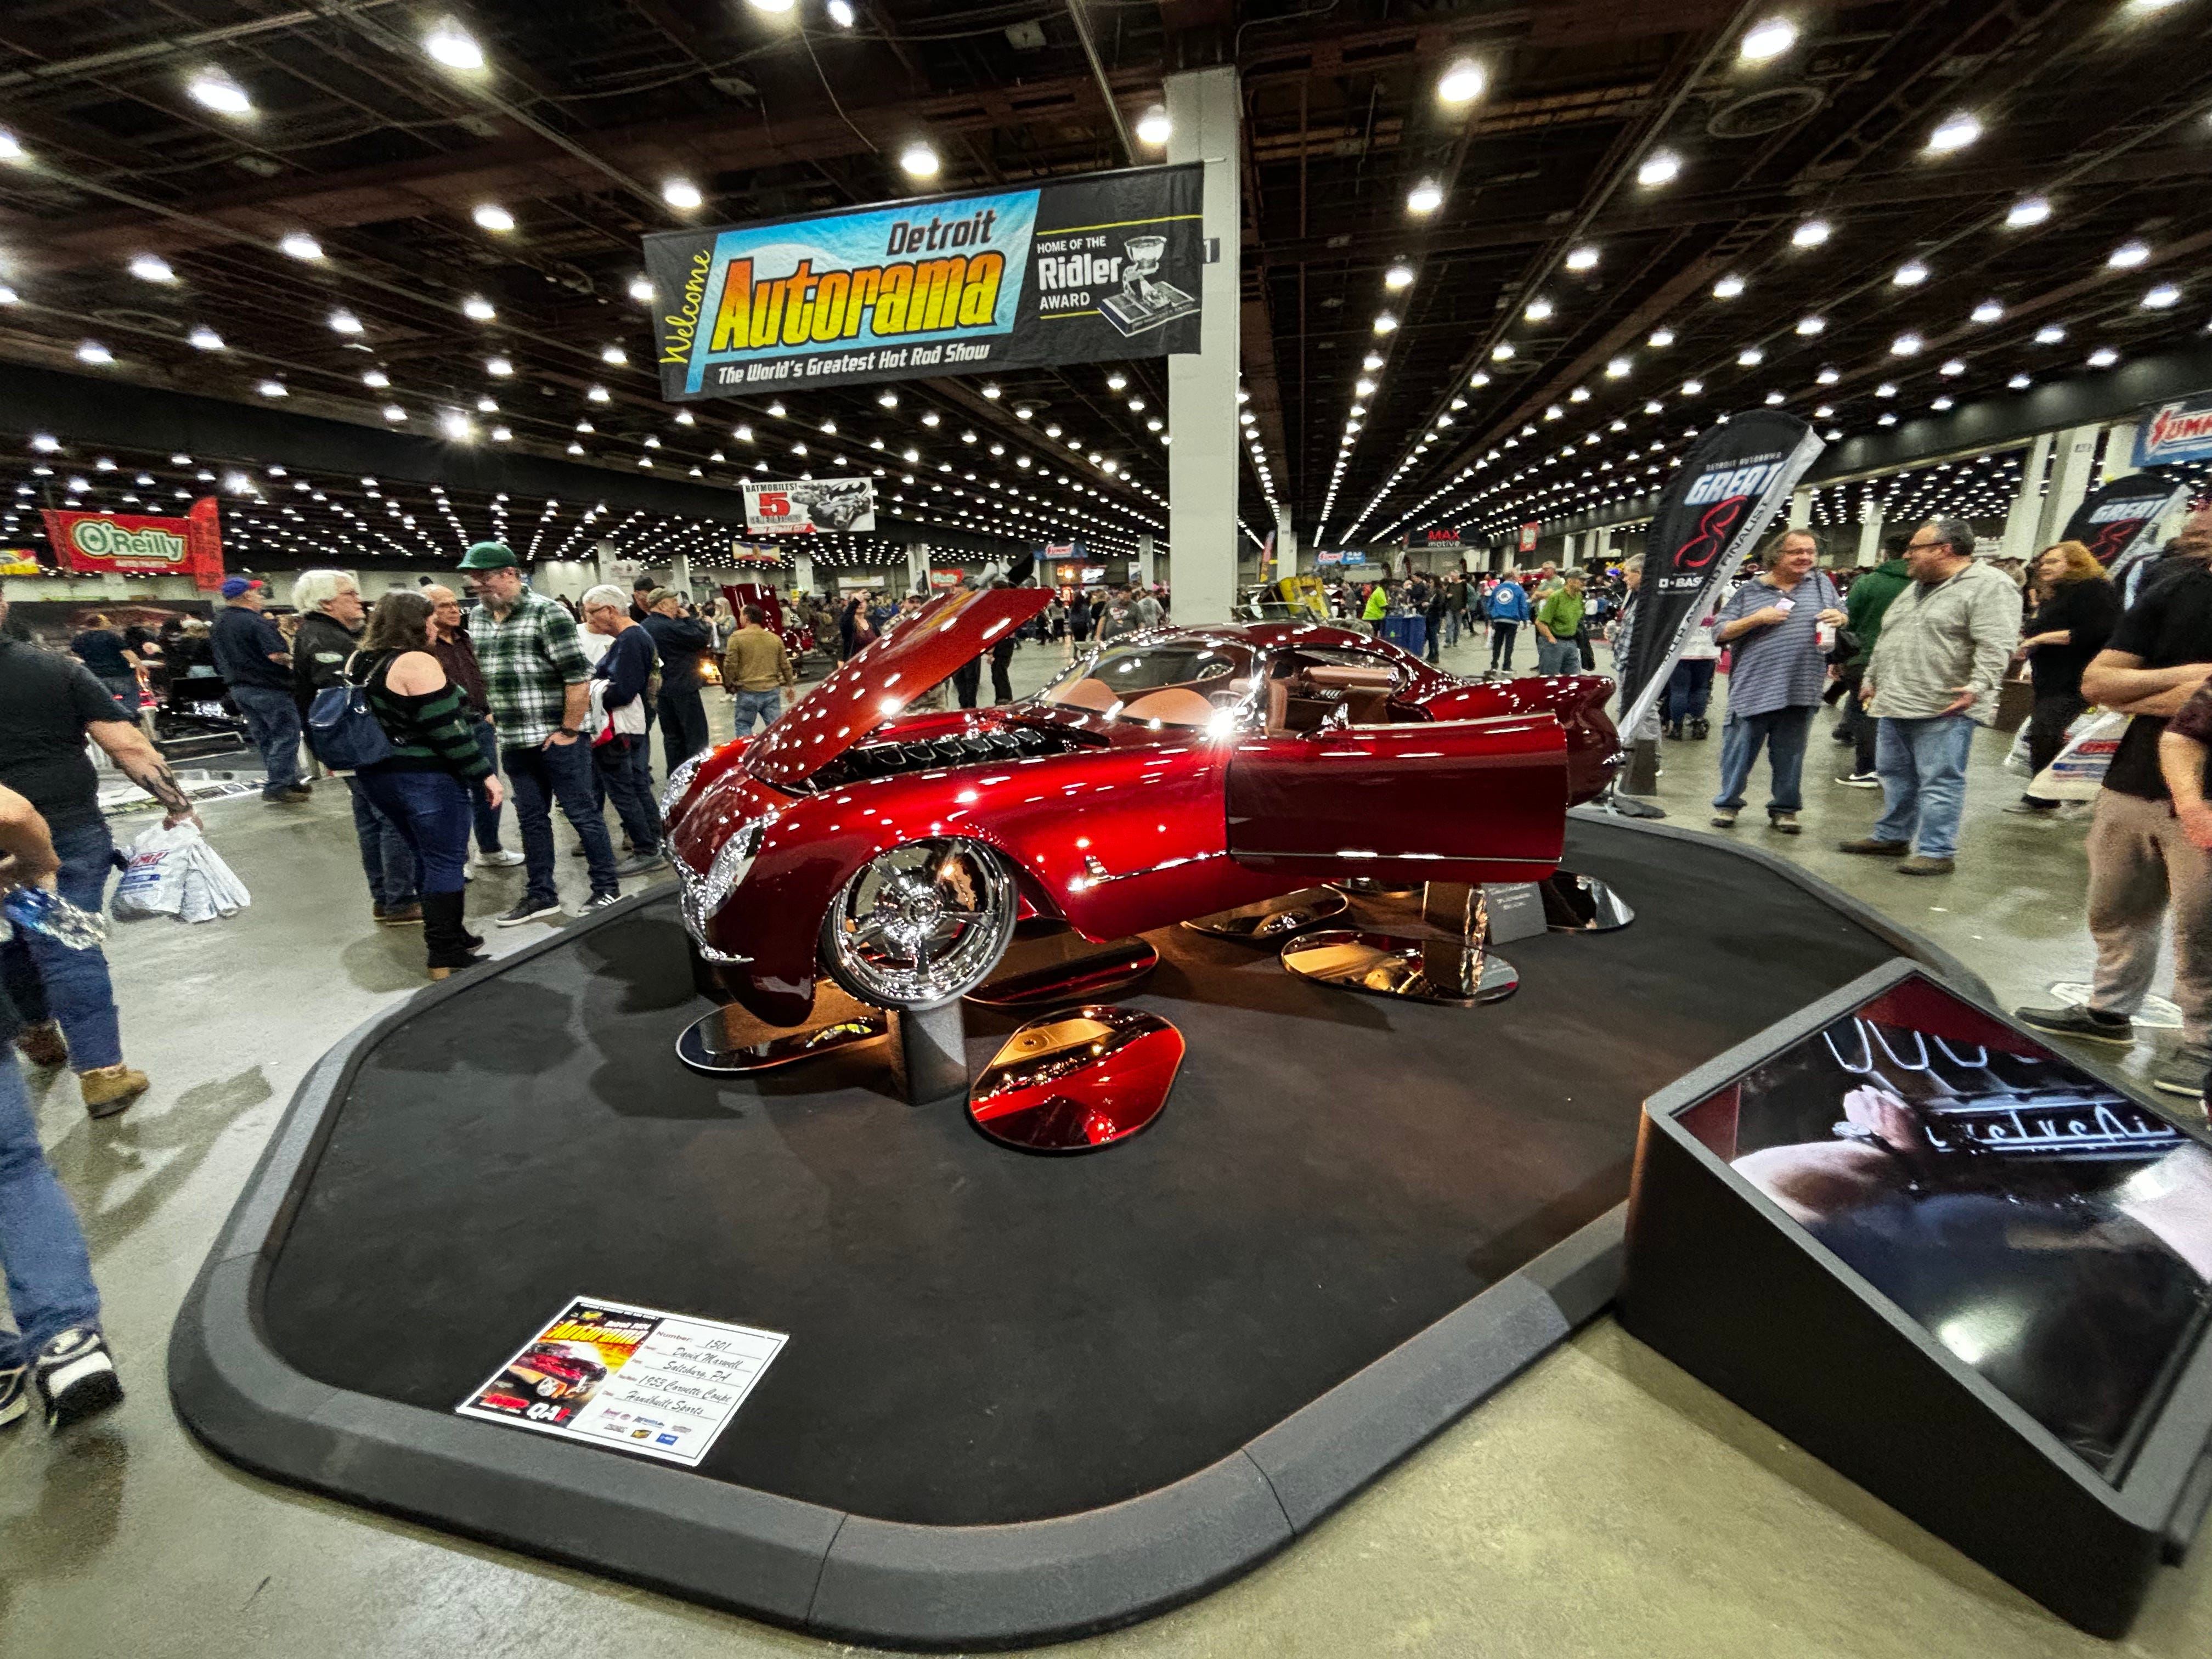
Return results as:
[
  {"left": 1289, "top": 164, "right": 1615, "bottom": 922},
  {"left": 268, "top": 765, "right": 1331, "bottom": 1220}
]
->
[
  {"left": 2059, "top": 470, "right": 2193, "bottom": 577},
  {"left": 1617, "top": 410, "right": 1825, "bottom": 738}
]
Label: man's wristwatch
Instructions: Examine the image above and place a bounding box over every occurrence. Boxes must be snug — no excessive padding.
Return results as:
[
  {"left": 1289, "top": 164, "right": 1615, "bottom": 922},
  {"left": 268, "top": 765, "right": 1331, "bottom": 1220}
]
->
[{"left": 557, "top": 725, "right": 580, "bottom": 737}]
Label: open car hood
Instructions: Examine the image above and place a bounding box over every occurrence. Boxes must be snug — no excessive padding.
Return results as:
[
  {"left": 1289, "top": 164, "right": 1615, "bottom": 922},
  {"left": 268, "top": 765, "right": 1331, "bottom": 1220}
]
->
[{"left": 742, "top": 584, "right": 1054, "bottom": 788}]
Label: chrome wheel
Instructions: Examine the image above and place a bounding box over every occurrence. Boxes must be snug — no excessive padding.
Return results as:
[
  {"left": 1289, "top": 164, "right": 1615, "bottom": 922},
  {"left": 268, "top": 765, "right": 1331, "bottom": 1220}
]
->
[{"left": 820, "top": 839, "right": 1017, "bottom": 1010}]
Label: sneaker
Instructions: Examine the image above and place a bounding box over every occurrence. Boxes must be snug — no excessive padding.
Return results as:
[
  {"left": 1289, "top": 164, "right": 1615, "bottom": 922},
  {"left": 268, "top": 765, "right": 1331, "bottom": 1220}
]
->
[
  {"left": 16, "top": 1019, "right": 68, "bottom": 1069},
  {"left": 496, "top": 899, "right": 565, "bottom": 927},
  {"left": 580, "top": 891, "right": 623, "bottom": 912},
  {"left": 79, "top": 1064, "right": 148, "bottom": 1119},
  {"left": 32, "top": 1328, "right": 122, "bottom": 1430},
  {"left": 2015, "top": 1002, "right": 2135, "bottom": 1046},
  {"left": 1690, "top": 718, "right": 1709, "bottom": 740},
  {"left": 1836, "top": 772, "right": 1882, "bottom": 788},
  {"left": 377, "top": 902, "right": 424, "bottom": 927},
  {"left": 1837, "top": 837, "right": 1910, "bottom": 855},
  {"left": 0, "top": 1364, "right": 25, "bottom": 1430},
  {"left": 2003, "top": 799, "right": 2060, "bottom": 816},
  {"left": 610, "top": 852, "right": 665, "bottom": 878},
  {"left": 1832, "top": 727, "right": 1856, "bottom": 745},
  {"left": 1895, "top": 854, "right": 1955, "bottom": 876},
  {"left": 1664, "top": 721, "right": 1684, "bottom": 740},
  {"left": 2151, "top": 1053, "right": 2209, "bottom": 1099},
  {"left": 475, "top": 848, "right": 527, "bottom": 867},
  {"left": 1710, "top": 807, "right": 1740, "bottom": 828},
  {"left": 1769, "top": 810, "right": 1802, "bottom": 835}
]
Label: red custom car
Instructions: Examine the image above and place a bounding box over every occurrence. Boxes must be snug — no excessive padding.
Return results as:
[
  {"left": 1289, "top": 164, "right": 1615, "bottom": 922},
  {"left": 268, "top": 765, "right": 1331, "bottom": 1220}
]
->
[{"left": 663, "top": 586, "right": 1620, "bottom": 1027}]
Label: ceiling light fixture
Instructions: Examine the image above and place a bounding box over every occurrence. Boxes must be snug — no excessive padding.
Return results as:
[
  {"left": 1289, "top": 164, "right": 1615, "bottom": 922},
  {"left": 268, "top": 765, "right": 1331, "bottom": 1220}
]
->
[
  {"left": 1136, "top": 105, "right": 1171, "bottom": 145},
  {"left": 1647, "top": 328, "right": 1676, "bottom": 348},
  {"left": 2034, "top": 323, "right": 2067, "bottom": 344},
  {"left": 1406, "top": 179, "right": 1443, "bottom": 214},
  {"left": 187, "top": 70, "right": 252, "bottom": 116},
  {"left": 278, "top": 232, "right": 323, "bottom": 261},
  {"left": 2006, "top": 196, "right": 2051, "bottom": 229},
  {"left": 1437, "top": 58, "right": 1486, "bottom": 103},
  {"left": 1523, "top": 296, "right": 1554, "bottom": 321},
  {"left": 1713, "top": 274, "right": 1746, "bottom": 298},
  {"left": 461, "top": 296, "right": 496, "bottom": 321},
  {"left": 128, "top": 253, "right": 175, "bottom": 283},
  {"left": 899, "top": 143, "right": 940, "bottom": 179},
  {"left": 188, "top": 325, "right": 224, "bottom": 351},
  {"left": 472, "top": 203, "right": 515, "bottom": 233},
  {"left": 257, "top": 379, "right": 286, "bottom": 398},
  {"left": 328, "top": 309, "right": 363, "bottom": 335},
  {"left": 661, "top": 178, "right": 703, "bottom": 210},
  {"left": 2109, "top": 240, "right": 2151, "bottom": 268},
  {"left": 2143, "top": 283, "right": 2182, "bottom": 309},
  {"left": 1893, "top": 259, "right": 1929, "bottom": 286},
  {"left": 1565, "top": 245, "right": 1599, "bottom": 271},
  {"left": 1891, "top": 332, "right": 1923, "bottom": 355},
  {"left": 1637, "top": 150, "right": 1681, "bottom": 187},
  {"left": 1739, "top": 17, "right": 1798, "bottom": 59},
  {"left": 1970, "top": 298, "right": 2005, "bottom": 323},
  {"left": 1791, "top": 218, "right": 1831, "bottom": 247},
  {"left": 1384, "top": 262, "right": 1414, "bottom": 290},
  {"left": 1796, "top": 315, "right": 1826, "bottom": 335},
  {"left": 423, "top": 24, "right": 484, "bottom": 70},
  {"left": 1927, "top": 111, "right": 1982, "bottom": 153}
]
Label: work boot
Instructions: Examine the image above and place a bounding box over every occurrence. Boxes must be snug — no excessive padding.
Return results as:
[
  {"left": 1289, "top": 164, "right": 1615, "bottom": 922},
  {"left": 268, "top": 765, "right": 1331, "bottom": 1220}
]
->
[
  {"left": 377, "top": 902, "right": 424, "bottom": 927},
  {"left": 15, "top": 1020, "right": 67, "bottom": 1069},
  {"left": 420, "top": 891, "right": 486, "bottom": 979},
  {"left": 78, "top": 1064, "right": 148, "bottom": 1119},
  {"left": 1895, "top": 854, "right": 1955, "bottom": 876},
  {"left": 1664, "top": 720, "right": 1684, "bottom": 741},
  {"left": 2014, "top": 1003, "right": 2135, "bottom": 1046},
  {"left": 1710, "top": 806, "right": 1740, "bottom": 828},
  {"left": 1690, "top": 718, "right": 1709, "bottom": 740},
  {"left": 1769, "top": 809, "right": 1802, "bottom": 835},
  {"left": 1837, "top": 837, "right": 1910, "bottom": 855}
]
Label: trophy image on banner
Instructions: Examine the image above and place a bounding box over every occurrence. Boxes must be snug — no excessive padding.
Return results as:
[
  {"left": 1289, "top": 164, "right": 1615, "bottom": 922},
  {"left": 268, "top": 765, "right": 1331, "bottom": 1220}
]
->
[{"left": 1101, "top": 234, "right": 1197, "bottom": 338}]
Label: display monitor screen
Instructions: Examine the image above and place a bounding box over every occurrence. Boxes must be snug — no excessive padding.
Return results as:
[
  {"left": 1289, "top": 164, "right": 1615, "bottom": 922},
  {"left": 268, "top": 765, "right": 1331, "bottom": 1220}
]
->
[{"left": 1673, "top": 973, "right": 2212, "bottom": 1481}]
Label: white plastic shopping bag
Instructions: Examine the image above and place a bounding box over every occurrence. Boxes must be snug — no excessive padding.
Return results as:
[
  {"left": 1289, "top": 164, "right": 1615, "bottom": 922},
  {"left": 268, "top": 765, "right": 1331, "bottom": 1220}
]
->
[
  {"left": 2027, "top": 710, "right": 2128, "bottom": 801},
  {"left": 111, "top": 823, "right": 196, "bottom": 921},
  {"left": 111, "top": 823, "right": 251, "bottom": 923}
]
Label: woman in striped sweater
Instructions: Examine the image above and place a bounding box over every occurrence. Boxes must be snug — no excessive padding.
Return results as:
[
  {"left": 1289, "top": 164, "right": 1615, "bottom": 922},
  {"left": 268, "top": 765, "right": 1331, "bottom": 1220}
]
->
[{"left": 347, "top": 591, "right": 502, "bottom": 978}]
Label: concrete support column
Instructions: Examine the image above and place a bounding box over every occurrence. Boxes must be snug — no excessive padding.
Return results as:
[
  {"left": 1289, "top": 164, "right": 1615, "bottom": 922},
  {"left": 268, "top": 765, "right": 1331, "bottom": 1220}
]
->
[
  {"left": 793, "top": 551, "right": 813, "bottom": 595},
  {"left": 671, "top": 552, "right": 692, "bottom": 597},
  {"left": 1788, "top": 488, "right": 1814, "bottom": 529},
  {"left": 1165, "top": 65, "right": 1240, "bottom": 625},
  {"left": 2103, "top": 421, "right": 2140, "bottom": 484},
  {"left": 1134, "top": 532, "right": 1154, "bottom": 586},
  {"left": 1273, "top": 508, "right": 1296, "bottom": 580},
  {"left": 2000, "top": 433, "right": 2054, "bottom": 560},
  {"left": 2037, "top": 425, "right": 2102, "bottom": 549},
  {"left": 1855, "top": 503, "right": 1886, "bottom": 567},
  {"left": 1561, "top": 531, "right": 1579, "bottom": 563},
  {"left": 905, "top": 544, "right": 928, "bottom": 595}
]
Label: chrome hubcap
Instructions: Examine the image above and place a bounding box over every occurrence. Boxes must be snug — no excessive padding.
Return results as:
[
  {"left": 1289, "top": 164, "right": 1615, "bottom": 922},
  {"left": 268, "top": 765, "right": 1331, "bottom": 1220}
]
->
[{"left": 828, "top": 839, "right": 1015, "bottom": 1008}]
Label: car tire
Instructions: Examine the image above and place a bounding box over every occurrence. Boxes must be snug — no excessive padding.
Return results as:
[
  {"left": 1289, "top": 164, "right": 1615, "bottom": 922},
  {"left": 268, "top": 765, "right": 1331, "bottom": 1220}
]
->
[
  {"left": 819, "top": 838, "right": 1018, "bottom": 1011},
  {"left": 536, "top": 1378, "right": 560, "bottom": 1397}
]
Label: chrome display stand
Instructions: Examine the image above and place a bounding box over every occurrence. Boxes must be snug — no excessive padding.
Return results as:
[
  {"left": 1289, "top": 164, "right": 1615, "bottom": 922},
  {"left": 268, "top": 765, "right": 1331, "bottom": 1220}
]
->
[
  {"left": 964, "top": 921, "right": 1159, "bottom": 1009},
  {"left": 1281, "top": 881, "right": 1518, "bottom": 1006},
  {"left": 1182, "top": 887, "right": 1349, "bottom": 943},
  {"left": 1539, "top": 869, "right": 1636, "bottom": 933}
]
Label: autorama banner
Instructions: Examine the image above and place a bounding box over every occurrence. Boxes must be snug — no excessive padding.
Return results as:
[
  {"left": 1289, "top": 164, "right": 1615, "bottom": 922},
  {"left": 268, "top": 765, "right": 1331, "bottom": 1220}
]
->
[
  {"left": 1616, "top": 409, "right": 1824, "bottom": 740},
  {"left": 645, "top": 164, "right": 1204, "bottom": 400}
]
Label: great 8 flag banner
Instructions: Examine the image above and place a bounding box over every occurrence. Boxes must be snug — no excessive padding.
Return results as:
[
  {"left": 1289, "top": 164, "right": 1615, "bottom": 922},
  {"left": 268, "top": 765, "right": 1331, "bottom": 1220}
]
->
[
  {"left": 645, "top": 165, "right": 1204, "bottom": 400},
  {"left": 2061, "top": 470, "right": 2193, "bottom": 579},
  {"left": 1616, "top": 409, "right": 1824, "bottom": 741}
]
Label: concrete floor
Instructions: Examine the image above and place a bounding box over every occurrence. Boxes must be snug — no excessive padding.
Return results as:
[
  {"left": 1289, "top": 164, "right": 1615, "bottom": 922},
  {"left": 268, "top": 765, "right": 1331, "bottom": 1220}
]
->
[{"left": 5, "top": 623, "right": 2209, "bottom": 1659}]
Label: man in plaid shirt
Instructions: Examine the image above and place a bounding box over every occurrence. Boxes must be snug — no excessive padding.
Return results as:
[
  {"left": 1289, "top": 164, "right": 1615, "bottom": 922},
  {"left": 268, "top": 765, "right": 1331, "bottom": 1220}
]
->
[{"left": 458, "top": 542, "right": 621, "bottom": 923}]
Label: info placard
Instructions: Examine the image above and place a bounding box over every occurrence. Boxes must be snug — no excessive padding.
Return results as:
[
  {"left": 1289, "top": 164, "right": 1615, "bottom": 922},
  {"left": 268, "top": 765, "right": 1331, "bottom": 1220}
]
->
[{"left": 456, "top": 1296, "right": 786, "bottom": 1467}]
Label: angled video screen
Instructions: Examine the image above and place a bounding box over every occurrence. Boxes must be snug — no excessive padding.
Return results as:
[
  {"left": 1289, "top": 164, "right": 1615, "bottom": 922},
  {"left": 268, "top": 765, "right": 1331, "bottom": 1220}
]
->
[{"left": 1673, "top": 973, "right": 2212, "bottom": 1481}]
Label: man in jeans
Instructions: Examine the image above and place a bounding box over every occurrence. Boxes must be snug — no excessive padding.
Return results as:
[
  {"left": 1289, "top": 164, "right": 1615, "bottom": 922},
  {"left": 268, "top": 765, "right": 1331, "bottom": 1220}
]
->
[
  {"left": 0, "top": 584, "right": 199, "bottom": 1116},
  {"left": 1532, "top": 572, "right": 1586, "bottom": 675},
  {"left": 208, "top": 576, "right": 309, "bottom": 804},
  {"left": 1839, "top": 518, "right": 2021, "bottom": 875},
  {"left": 0, "top": 782, "right": 126, "bottom": 1432},
  {"left": 1487, "top": 571, "right": 1530, "bottom": 673},
  {"left": 425, "top": 585, "right": 523, "bottom": 869},
  {"left": 1708, "top": 529, "right": 1846, "bottom": 834},
  {"left": 723, "top": 605, "right": 798, "bottom": 735},
  {"left": 2015, "top": 526, "right": 2212, "bottom": 1097},
  {"left": 459, "top": 543, "right": 619, "bottom": 925}
]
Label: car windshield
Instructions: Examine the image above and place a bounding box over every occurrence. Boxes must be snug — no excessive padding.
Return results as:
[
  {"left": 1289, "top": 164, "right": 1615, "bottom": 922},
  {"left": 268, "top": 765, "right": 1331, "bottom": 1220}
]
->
[{"left": 1039, "top": 644, "right": 1256, "bottom": 727}]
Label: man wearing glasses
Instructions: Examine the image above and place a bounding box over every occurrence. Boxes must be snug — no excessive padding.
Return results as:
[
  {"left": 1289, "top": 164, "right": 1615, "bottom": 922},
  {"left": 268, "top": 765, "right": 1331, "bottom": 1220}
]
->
[{"left": 1839, "top": 518, "right": 2021, "bottom": 875}]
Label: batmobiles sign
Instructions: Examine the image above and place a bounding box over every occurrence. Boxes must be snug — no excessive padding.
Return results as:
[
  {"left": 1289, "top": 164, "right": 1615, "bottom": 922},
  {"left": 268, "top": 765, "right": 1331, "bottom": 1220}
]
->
[{"left": 646, "top": 163, "right": 1204, "bottom": 399}]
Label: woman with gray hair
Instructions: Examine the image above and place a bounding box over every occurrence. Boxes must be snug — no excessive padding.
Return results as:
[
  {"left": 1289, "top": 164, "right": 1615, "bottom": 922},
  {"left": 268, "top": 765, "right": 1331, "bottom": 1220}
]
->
[
  {"left": 290, "top": 568, "right": 421, "bottom": 924},
  {"left": 579, "top": 584, "right": 664, "bottom": 872}
]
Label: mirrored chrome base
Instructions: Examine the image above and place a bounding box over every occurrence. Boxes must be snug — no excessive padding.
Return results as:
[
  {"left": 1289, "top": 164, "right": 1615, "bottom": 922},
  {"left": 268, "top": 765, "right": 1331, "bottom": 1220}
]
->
[
  {"left": 1279, "top": 929, "right": 1520, "bottom": 1006},
  {"left": 1327, "top": 877, "right": 1423, "bottom": 898},
  {"left": 1182, "top": 887, "right": 1350, "bottom": 943},
  {"left": 676, "top": 998, "right": 888, "bottom": 1074},
  {"left": 1541, "top": 869, "right": 1635, "bottom": 933},
  {"left": 966, "top": 927, "right": 1159, "bottom": 1009},
  {"left": 968, "top": 1005, "right": 1185, "bottom": 1153}
]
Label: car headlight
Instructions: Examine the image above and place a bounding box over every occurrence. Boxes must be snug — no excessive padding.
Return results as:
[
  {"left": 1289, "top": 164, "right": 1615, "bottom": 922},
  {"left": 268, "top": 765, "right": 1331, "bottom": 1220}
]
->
[
  {"left": 659, "top": 748, "right": 711, "bottom": 821},
  {"left": 699, "top": 819, "right": 766, "bottom": 916}
]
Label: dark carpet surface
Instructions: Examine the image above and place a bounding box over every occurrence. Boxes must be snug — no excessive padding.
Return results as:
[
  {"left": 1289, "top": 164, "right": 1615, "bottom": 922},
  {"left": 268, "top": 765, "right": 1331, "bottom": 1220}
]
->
[{"left": 263, "top": 820, "right": 1908, "bottom": 1525}]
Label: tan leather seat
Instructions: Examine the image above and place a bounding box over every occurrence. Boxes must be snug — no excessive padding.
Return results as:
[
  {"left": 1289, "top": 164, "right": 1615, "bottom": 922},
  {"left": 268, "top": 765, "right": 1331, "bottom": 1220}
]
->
[
  {"left": 1054, "top": 677, "right": 1120, "bottom": 713},
  {"left": 1120, "top": 687, "right": 1216, "bottom": 727}
]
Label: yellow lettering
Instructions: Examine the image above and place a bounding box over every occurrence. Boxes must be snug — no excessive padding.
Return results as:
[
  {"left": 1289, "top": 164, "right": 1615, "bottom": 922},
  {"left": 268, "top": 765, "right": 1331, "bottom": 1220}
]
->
[
  {"left": 707, "top": 257, "right": 753, "bottom": 353},
  {"left": 875, "top": 263, "right": 914, "bottom": 333},
  {"left": 779, "top": 259, "right": 816, "bottom": 348},
  {"left": 809, "top": 270, "right": 851, "bottom": 342},
  {"left": 956, "top": 251, "right": 1005, "bottom": 327},
  {"left": 842, "top": 267, "right": 881, "bottom": 338},
  {"left": 912, "top": 256, "right": 967, "bottom": 331}
]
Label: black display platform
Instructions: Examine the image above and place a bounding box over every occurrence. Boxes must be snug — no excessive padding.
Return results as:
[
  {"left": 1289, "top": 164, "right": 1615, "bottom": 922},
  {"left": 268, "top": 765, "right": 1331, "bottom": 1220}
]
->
[{"left": 172, "top": 815, "right": 1986, "bottom": 1649}]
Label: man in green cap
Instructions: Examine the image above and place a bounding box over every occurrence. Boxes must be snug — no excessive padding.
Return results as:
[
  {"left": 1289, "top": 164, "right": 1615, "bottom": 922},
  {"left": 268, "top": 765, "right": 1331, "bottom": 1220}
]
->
[{"left": 458, "top": 543, "right": 622, "bottom": 922}]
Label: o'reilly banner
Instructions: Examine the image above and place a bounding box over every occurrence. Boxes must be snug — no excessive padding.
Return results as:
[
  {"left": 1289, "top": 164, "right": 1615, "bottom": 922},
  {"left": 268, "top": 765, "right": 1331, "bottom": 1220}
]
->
[
  {"left": 646, "top": 164, "right": 1203, "bottom": 400},
  {"left": 1616, "top": 409, "right": 1824, "bottom": 740},
  {"left": 2062, "top": 471, "right": 2192, "bottom": 572}
]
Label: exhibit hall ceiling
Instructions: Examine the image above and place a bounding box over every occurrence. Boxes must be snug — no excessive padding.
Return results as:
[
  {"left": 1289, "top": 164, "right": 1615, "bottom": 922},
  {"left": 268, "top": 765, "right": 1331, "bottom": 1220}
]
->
[{"left": 0, "top": 0, "right": 2208, "bottom": 558}]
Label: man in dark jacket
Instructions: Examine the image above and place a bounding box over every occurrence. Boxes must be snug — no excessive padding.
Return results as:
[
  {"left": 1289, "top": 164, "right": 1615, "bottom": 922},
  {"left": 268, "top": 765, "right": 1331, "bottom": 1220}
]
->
[
  {"left": 640, "top": 589, "right": 714, "bottom": 774},
  {"left": 210, "top": 576, "right": 309, "bottom": 804},
  {"left": 1833, "top": 537, "right": 1912, "bottom": 787},
  {"left": 290, "top": 570, "right": 420, "bottom": 924}
]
